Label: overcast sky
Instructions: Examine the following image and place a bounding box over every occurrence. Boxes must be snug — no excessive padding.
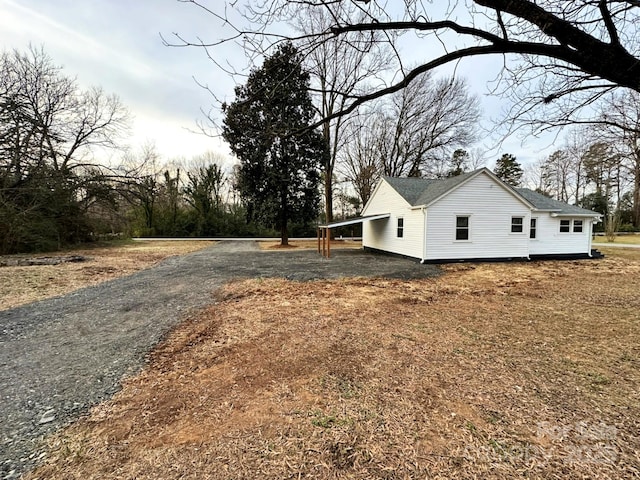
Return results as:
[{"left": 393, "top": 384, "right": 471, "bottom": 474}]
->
[
  {"left": 0, "top": 0, "right": 236, "bottom": 165},
  {"left": 0, "top": 0, "right": 559, "bottom": 170}
]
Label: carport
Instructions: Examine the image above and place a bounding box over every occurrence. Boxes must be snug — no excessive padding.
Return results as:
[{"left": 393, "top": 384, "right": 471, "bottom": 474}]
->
[{"left": 317, "top": 213, "right": 390, "bottom": 257}]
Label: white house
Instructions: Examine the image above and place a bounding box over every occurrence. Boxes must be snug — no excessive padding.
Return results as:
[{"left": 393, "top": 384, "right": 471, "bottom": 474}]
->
[{"left": 333, "top": 168, "right": 602, "bottom": 263}]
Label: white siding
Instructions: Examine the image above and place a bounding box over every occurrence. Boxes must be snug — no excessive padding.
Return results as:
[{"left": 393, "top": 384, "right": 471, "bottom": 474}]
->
[
  {"left": 362, "top": 180, "right": 425, "bottom": 259},
  {"left": 425, "top": 172, "right": 531, "bottom": 260},
  {"left": 529, "top": 215, "right": 593, "bottom": 255}
]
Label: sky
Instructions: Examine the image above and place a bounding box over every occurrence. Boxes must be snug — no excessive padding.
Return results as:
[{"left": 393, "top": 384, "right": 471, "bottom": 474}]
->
[
  {"left": 0, "top": 0, "right": 560, "bottom": 172},
  {"left": 0, "top": 0, "right": 237, "bottom": 166}
]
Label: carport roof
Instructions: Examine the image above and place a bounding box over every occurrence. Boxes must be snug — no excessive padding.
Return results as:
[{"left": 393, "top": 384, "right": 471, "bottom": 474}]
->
[{"left": 321, "top": 213, "right": 391, "bottom": 229}]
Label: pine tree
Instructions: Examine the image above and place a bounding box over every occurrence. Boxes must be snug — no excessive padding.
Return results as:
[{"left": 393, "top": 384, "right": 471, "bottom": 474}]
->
[
  {"left": 222, "top": 43, "right": 327, "bottom": 245},
  {"left": 494, "top": 153, "right": 523, "bottom": 186}
]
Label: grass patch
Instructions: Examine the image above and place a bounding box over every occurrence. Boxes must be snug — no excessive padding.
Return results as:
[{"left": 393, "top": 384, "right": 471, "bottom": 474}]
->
[
  {"left": 598, "top": 246, "right": 640, "bottom": 262},
  {"left": 593, "top": 234, "right": 640, "bottom": 244},
  {"left": 0, "top": 240, "right": 215, "bottom": 311},
  {"left": 310, "top": 411, "right": 352, "bottom": 429}
]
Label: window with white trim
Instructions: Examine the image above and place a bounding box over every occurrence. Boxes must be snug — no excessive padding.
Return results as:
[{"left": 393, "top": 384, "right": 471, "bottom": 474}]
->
[
  {"left": 530, "top": 218, "right": 537, "bottom": 239},
  {"left": 560, "top": 219, "right": 571, "bottom": 233},
  {"left": 455, "top": 216, "right": 470, "bottom": 241},
  {"left": 397, "top": 217, "right": 404, "bottom": 238},
  {"left": 511, "top": 216, "right": 524, "bottom": 233},
  {"left": 573, "top": 220, "right": 583, "bottom": 233}
]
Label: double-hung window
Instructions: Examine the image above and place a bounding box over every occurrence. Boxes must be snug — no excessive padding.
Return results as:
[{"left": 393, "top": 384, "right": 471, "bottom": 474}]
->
[
  {"left": 573, "top": 220, "right": 583, "bottom": 233},
  {"left": 560, "top": 219, "right": 571, "bottom": 233},
  {"left": 455, "top": 216, "right": 470, "bottom": 241},
  {"left": 397, "top": 217, "right": 404, "bottom": 238},
  {"left": 530, "top": 218, "right": 537, "bottom": 239},
  {"left": 511, "top": 216, "right": 524, "bottom": 233}
]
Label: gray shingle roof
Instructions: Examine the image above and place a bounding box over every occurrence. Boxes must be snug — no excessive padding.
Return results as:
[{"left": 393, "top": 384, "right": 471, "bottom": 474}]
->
[
  {"left": 383, "top": 169, "right": 478, "bottom": 207},
  {"left": 382, "top": 168, "right": 601, "bottom": 217},
  {"left": 515, "top": 188, "right": 601, "bottom": 216}
]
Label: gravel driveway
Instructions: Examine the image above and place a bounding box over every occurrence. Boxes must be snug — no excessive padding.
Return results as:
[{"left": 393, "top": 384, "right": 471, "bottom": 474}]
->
[{"left": 0, "top": 241, "right": 439, "bottom": 478}]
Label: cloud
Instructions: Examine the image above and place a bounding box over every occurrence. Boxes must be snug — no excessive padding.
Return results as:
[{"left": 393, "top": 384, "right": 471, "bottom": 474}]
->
[{"left": 0, "top": 0, "right": 233, "bottom": 161}]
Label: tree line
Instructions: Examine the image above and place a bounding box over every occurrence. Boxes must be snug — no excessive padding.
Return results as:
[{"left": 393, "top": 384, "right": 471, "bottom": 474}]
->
[
  {"left": 527, "top": 114, "right": 640, "bottom": 231},
  {"left": 0, "top": 47, "right": 317, "bottom": 254},
  {"left": 0, "top": 41, "right": 486, "bottom": 253},
  {"left": 0, "top": 47, "right": 128, "bottom": 253}
]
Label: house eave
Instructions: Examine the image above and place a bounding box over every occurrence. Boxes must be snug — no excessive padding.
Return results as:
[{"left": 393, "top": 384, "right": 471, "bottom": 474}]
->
[{"left": 550, "top": 212, "right": 603, "bottom": 218}]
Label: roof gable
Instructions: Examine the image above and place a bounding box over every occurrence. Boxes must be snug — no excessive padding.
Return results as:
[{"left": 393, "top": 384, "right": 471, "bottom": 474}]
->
[
  {"left": 382, "top": 168, "right": 532, "bottom": 208},
  {"left": 361, "top": 176, "right": 415, "bottom": 214},
  {"left": 382, "top": 177, "right": 441, "bottom": 205}
]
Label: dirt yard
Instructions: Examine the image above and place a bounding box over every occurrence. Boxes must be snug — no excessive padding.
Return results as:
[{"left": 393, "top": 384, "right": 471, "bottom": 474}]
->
[
  {"left": 0, "top": 240, "right": 215, "bottom": 311},
  {"left": 259, "top": 239, "right": 362, "bottom": 250},
  {"left": 24, "top": 249, "right": 640, "bottom": 479}
]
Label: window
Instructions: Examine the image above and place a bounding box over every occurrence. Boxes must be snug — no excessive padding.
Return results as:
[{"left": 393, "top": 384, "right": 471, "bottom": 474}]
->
[
  {"left": 530, "top": 218, "right": 537, "bottom": 239},
  {"left": 560, "top": 219, "right": 571, "bottom": 233},
  {"left": 455, "top": 216, "right": 469, "bottom": 241},
  {"left": 511, "top": 216, "right": 524, "bottom": 233},
  {"left": 573, "top": 220, "right": 583, "bottom": 233},
  {"left": 397, "top": 217, "right": 404, "bottom": 238}
]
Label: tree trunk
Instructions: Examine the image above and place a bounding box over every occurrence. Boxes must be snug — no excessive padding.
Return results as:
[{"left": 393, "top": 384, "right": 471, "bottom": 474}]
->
[
  {"left": 280, "top": 224, "right": 289, "bottom": 246},
  {"left": 323, "top": 124, "right": 334, "bottom": 226},
  {"left": 280, "top": 190, "right": 289, "bottom": 246},
  {"left": 324, "top": 175, "right": 333, "bottom": 223},
  {"left": 633, "top": 152, "right": 640, "bottom": 228}
]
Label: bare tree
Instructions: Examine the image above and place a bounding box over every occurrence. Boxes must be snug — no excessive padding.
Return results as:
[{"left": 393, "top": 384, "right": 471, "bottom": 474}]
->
[
  {"left": 523, "top": 157, "right": 546, "bottom": 193},
  {"left": 169, "top": 1, "right": 640, "bottom": 135},
  {"left": 294, "top": 4, "right": 394, "bottom": 223},
  {"left": 595, "top": 91, "right": 640, "bottom": 227},
  {"left": 375, "top": 73, "right": 480, "bottom": 177},
  {"left": 564, "top": 128, "right": 590, "bottom": 204},
  {"left": 340, "top": 108, "right": 382, "bottom": 206},
  {"left": 338, "top": 73, "right": 479, "bottom": 205},
  {"left": 540, "top": 149, "right": 572, "bottom": 202},
  {"left": 582, "top": 141, "right": 622, "bottom": 211},
  {"left": 183, "top": 152, "right": 228, "bottom": 235},
  {"left": 121, "top": 143, "right": 163, "bottom": 232},
  {"left": 0, "top": 47, "right": 129, "bottom": 253}
]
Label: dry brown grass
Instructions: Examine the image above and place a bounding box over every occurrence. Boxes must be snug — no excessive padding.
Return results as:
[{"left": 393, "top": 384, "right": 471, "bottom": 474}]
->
[
  {"left": 594, "top": 234, "right": 640, "bottom": 245},
  {"left": 26, "top": 250, "right": 640, "bottom": 479},
  {"left": 597, "top": 246, "right": 640, "bottom": 262},
  {"left": 0, "top": 241, "right": 214, "bottom": 311},
  {"left": 259, "top": 239, "right": 362, "bottom": 250}
]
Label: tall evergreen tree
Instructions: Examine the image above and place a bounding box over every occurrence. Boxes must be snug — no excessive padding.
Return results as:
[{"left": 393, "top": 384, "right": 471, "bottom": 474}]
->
[
  {"left": 494, "top": 153, "right": 523, "bottom": 186},
  {"left": 222, "top": 43, "right": 326, "bottom": 245}
]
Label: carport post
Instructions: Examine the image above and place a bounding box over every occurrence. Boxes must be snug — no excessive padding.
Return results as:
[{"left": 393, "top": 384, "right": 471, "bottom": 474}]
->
[{"left": 317, "top": 225, "right": 332, "bottom": 258}]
